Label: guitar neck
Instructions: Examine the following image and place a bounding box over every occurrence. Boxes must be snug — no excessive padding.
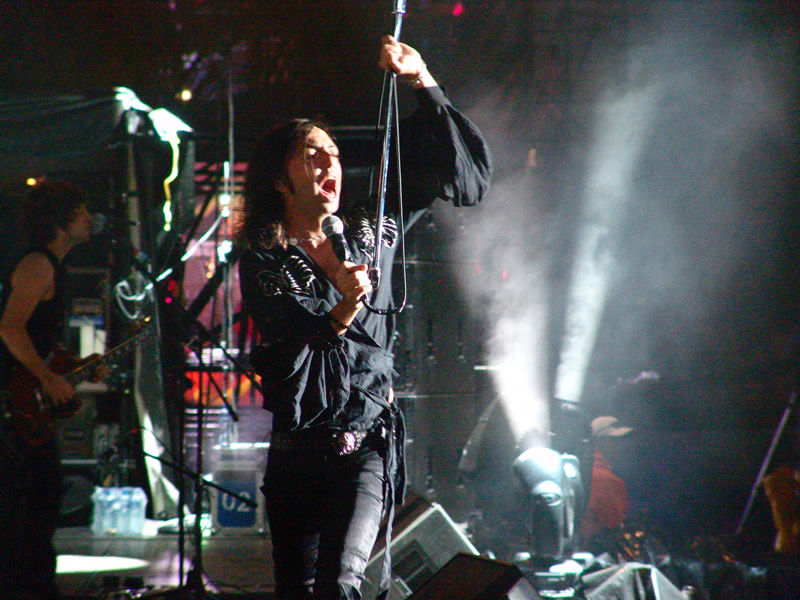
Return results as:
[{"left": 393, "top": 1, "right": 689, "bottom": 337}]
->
[{"left": 65, "top": 332, "right": 146, "bottom": 387}]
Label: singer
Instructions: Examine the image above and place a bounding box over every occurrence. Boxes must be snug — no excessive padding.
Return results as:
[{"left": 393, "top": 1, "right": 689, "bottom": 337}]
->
[{"left": 237, "top": 35, "right": 492, "bottom": 600}]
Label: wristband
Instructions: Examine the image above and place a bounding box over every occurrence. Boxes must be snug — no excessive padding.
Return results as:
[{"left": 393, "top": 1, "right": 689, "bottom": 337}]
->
[
  {"left": 408, "top": 61, "right": 427, "bottom": 87},
  {"left": 329, "top": 314, "right": 350, "bottom": 331}
]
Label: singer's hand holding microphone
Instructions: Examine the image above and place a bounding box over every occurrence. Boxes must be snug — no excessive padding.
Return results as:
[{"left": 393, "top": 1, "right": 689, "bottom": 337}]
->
[
  {"left": 336, "top": 263, "right": 371, "bottom": 310},
  {"left": 323, "top": 216, "right": 371, "bottom": 330}
]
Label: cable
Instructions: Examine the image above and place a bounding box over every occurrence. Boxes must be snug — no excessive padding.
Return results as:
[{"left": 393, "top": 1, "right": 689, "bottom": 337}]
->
[
  {"left": 363, "top": 71, "right": 408, "bottom": 316},
  {"left": 114, "top": 271, "right": 152, "bottom": 321},
  {"left": 161, "top": 134, "right": 182, "bottom": 232}
]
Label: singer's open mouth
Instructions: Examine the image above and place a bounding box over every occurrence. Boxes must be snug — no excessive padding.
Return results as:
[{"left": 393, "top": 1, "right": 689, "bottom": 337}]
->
[{"left": 320, "top": 177, "right": 337, "bottom": 199}]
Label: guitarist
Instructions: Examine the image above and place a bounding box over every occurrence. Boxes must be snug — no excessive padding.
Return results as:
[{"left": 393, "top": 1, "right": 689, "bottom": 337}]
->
[{"left": 0, "top": 180, "right": 96, "bottom": 599}]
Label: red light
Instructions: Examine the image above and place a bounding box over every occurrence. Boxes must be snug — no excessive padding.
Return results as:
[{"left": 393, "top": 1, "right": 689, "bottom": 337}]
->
[
  {"left": 165, "top": 296, "right": 173, "bottom": 304},
  {"left": 501, "top": 270, "right": 508, "bottom": 282},
  {"left": 452, "top": 2, "right": 463, "bottom": 17}
]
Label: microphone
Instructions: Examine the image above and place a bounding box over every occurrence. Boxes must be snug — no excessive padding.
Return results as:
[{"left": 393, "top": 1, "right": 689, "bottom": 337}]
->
[
  {"left": 91, "top": 213, "right": 110, "bottom": 236},
  {"left": 321, "top": 215, "right": 353, "bottom": 263},
  {"left": 98, "top": 428, "right": 141, "bottom": 460},
  {"left": 91, "top": 213, "right": 139, "bottom": 236}
]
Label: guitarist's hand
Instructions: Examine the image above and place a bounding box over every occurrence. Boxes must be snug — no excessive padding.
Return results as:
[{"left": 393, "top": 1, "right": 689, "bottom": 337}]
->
[
  {"left": 81, "top": 353, "right": 111, "bottom": 382},
  {"left": 40, "top": 372, "right": 77, "bottom": 406}
]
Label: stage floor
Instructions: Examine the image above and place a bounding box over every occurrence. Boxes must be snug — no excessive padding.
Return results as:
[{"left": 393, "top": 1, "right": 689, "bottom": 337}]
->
[
  {"left": 55, "top": 522, "right": 275, "bottom": 599},
  {"left": 53, "top": 520, "right": 800, "bottom": 600}
]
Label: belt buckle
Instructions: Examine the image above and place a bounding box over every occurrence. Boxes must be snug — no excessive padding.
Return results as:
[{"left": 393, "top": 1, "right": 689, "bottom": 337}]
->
[{"left": 332, "top": 431, "right": 362, "bottom": 456}]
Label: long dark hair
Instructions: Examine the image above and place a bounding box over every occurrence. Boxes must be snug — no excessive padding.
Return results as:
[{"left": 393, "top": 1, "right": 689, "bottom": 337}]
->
[{"left": 238, "top": 118, "right": 333, "bottom": 249}]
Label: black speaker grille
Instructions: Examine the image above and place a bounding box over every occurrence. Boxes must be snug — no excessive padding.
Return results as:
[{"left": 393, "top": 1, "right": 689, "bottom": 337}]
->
[{"left": 393, "top": 539, "right": 438, "bottom": 591}]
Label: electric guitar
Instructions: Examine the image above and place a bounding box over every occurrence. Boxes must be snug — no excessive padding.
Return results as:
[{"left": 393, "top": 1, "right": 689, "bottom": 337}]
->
[{"left": 2, "top": 323, "right": 151, "bottom": 447}]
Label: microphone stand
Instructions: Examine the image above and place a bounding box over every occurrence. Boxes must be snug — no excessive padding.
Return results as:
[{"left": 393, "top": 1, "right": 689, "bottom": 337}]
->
[
  {"left": 138, "top": 445, "right": 257, "bottom": 598},
  {"left": 735, "top": 386, "right": 798, "bottom": 536},
  {"left": 154, "top": 273, "right": 261, "bottom": 599},
  {"left": 364, "top": 0, "right": 407, "bottom": 316},
  {"left": 118, "top": 240, "right": 260, "bottom": 598}
]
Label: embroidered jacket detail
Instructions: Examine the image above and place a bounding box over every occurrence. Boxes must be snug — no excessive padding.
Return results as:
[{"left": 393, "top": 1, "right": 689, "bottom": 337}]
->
[
  {"left": 348, "top": 208, "right": 398, "bottom": 260},
  {"left": 257, "top": 254, "right": 316, "bottom": 296}
]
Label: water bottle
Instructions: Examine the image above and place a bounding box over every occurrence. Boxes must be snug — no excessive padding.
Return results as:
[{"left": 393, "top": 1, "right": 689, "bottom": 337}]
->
[
  {"left": 106, "top": 487, "right": 122, "bottom": 534},
  {"left": 91, "top": 487, "right": 108, "bottom": 536},
  {"left": 119, "top": 487, "right": 133, "bottom": 535},
  {"left": 129, "top": 487, "right": 148, "bottom": 535}
]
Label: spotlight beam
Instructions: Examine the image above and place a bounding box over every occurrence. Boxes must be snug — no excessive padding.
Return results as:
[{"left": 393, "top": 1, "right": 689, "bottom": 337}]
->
[{"left": 554, "top": 86, "right": 658, "bottom": 404}]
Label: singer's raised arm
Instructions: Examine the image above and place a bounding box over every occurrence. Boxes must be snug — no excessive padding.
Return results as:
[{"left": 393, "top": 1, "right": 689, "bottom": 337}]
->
[
  {"left": 396, "top": 85, "right": 493, "bottom": 211},
  {"left": 377, "top": 33, "right": 492, "bottom": 212}
]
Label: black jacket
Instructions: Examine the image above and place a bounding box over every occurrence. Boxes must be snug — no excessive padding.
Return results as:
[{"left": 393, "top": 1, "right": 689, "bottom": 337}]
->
[{"left": 239, "top": 85, "right": 492, "bottom": 433}]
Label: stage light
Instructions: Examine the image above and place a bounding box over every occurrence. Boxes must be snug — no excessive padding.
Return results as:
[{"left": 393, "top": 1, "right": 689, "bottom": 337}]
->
[
  {"left": 513, "top": 446, "right": 583, "bottom": 561},
  {"left": 220, "top": 161, "right": 233, "bottom": 217},
  {"left": 115, "top": 86, "right": 151, "bottom": 112},
  {"left": 113, "top": 87, "right": 193, "bottom": 142},
  {"left": 57, "top": 554, "right": 150, "bottom": 574},
  {"left": 219, "top": 193, "right": 231, "bottom": 217},
  {"left": 552, "top": 86, "right": 657, "bottom": 403},
  {"left": 217, "top": 239, "right": 233, "bottom": 263},
  {"left": 453, "top": 170, "right": 552, "bottom": 444},
  {"left": 149, "top": 108, "right": 192, "bottom": 143}
]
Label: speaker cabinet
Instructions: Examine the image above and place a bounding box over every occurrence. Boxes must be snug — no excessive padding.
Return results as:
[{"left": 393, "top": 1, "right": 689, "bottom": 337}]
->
[
  {"left": 582, "top": 563, "right": 686, "bottom": 600},
  {"left": 59, "top": 459, "right": 99, "bottom": 527},
  {"left": 408, "top": 553, "right": 542, "bottom": 600},
  {"left": 361, "top": 492, "right": 479, "bottom": 600}
]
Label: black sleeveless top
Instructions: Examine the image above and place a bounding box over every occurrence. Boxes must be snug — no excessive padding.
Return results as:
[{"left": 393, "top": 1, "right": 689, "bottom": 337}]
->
[{"left": 0, "top": 247, "right": 66, "bottom": 387}]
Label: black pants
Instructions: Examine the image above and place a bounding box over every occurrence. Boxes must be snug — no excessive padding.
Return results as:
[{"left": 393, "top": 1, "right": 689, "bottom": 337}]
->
[
  {"left": 264, "top": 441, "right": 386, "bottom": 600},
  {"left": 0, "top": 431, "right": 63, "bottom": 599}
]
